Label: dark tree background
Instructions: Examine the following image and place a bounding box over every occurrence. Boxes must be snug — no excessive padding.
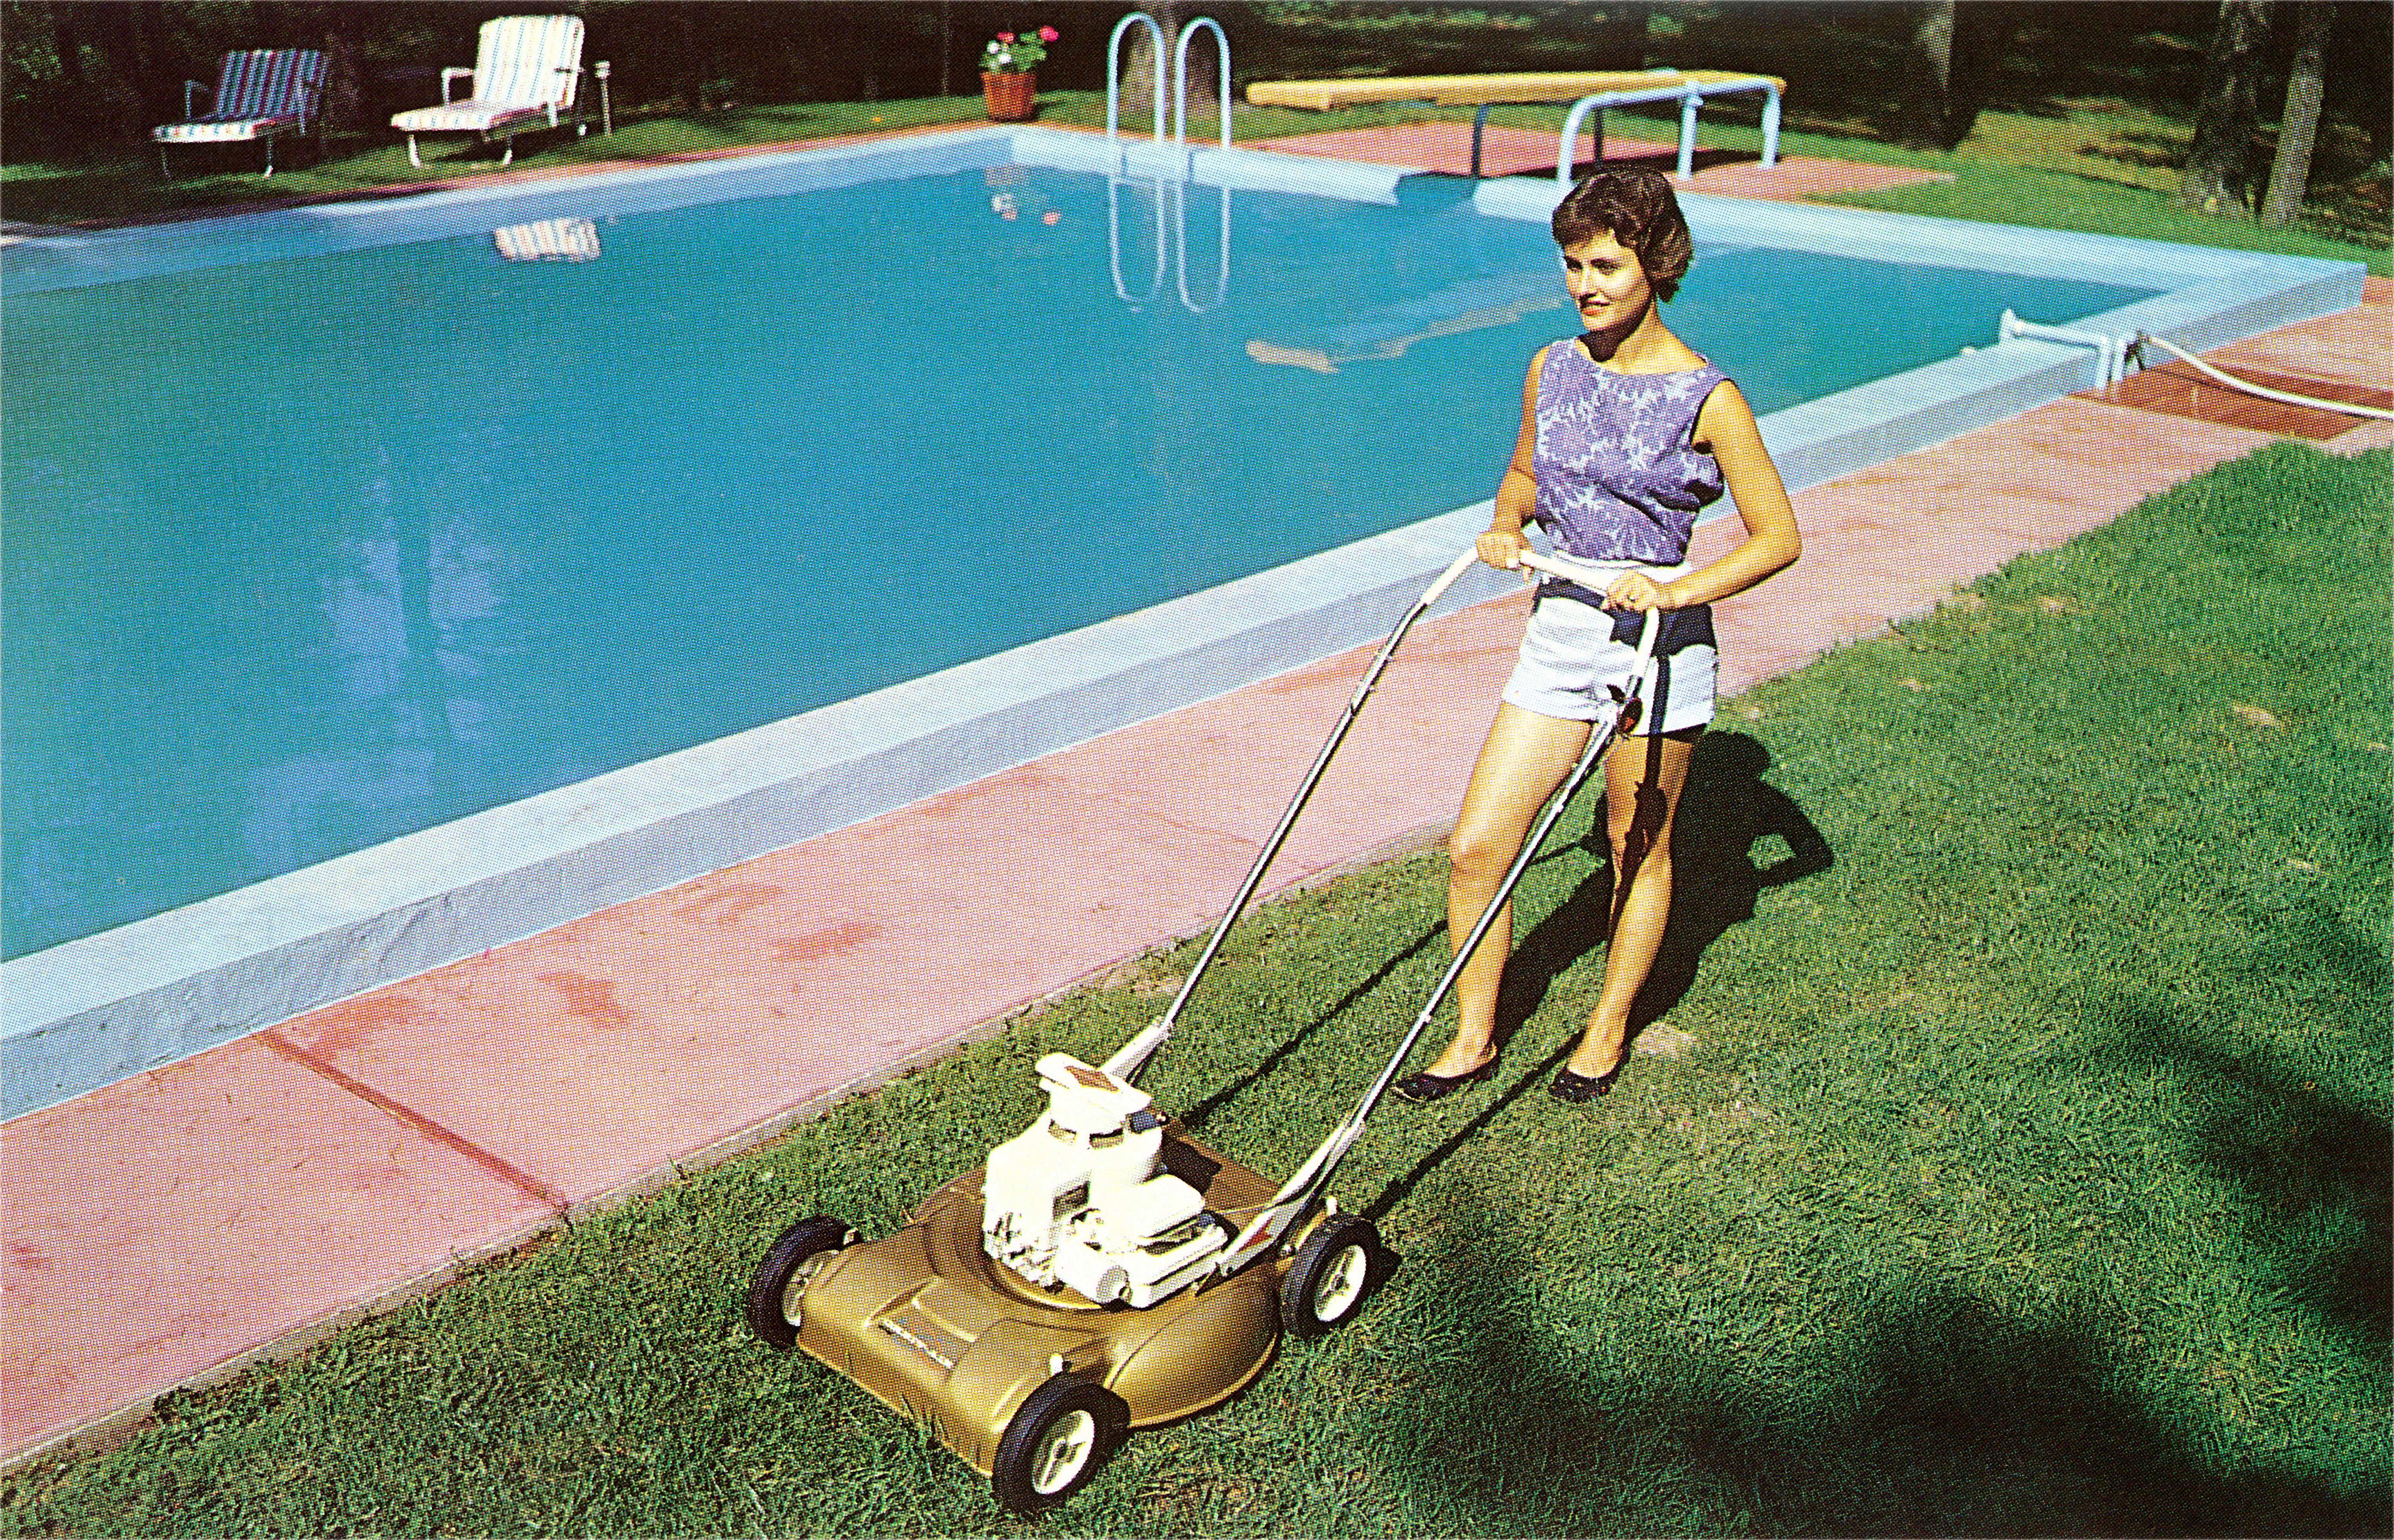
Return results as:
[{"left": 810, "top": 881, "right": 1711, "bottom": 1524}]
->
[{"left": 4, "top": 1, "right": 2387, "bottom": 227}]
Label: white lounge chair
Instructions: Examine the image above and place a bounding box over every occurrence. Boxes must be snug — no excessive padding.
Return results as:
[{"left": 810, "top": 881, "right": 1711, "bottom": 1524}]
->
[
  {"left": 152, "top": 48, "right": 327, "bottom": 178},
  {"left": 391, "top": 14, "right": 585, "bottom": 168}
]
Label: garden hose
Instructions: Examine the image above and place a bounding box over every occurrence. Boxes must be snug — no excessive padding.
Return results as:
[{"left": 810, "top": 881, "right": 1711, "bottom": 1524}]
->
[{"left": 2131, "top": 332, "right": 2394, "bottom": 423}]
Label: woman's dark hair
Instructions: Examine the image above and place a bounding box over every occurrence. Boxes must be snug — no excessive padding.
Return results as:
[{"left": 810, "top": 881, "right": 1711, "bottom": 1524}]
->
[{"left": 1551, "top": 168, "right": 1693, "bottom": 302}]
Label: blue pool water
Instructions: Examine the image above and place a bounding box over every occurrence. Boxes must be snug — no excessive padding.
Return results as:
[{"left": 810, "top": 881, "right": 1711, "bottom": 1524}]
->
[{"left": 3, "top": 166, "right": 2155, "bottom": 958}]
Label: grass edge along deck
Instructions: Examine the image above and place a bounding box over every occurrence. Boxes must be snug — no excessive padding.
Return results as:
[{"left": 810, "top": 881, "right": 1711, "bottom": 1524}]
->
[{"left": 0, "top": 125, "right": 2365, "bottom": 1118}]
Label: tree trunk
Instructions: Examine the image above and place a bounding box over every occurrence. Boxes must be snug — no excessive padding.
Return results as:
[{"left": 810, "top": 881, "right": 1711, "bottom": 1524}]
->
[
  {"left": 1121, "top": 3, "right": 1184, "bottom": 124},
  {"left": 675, "top": 2, "right": 708, "bottom": 113},
  {"left": 80, "top": 0, "right": 161, "bottom": 141},
  {"left": 938, "top": 0, "right": 953, "bottom": 100},
  {"left": 2179, "top": 0, "right": 2274, "bottom": 214},
  {"left": 45, "top": 1, "right": 88, "bottom": 99},
  {"left": 2259, "top": 0, "right": 2333, "bottom": 226},
  {"left": 1937, "top": 0, "right": 2000, "bottom": 151},
  {"left": 1902, "top": 0, "right": 1958, "bottom": 151}
]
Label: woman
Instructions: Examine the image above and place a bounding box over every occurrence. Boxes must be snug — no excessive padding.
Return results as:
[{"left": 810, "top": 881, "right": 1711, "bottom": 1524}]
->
[{"left": 1395, "top": 169, "right": 1800, "bottom": 1106}]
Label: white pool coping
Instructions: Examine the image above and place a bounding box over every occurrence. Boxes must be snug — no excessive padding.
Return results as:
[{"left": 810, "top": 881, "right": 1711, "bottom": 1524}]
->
[{"left": 2, "top": 126, "right": 2364, "bottom": 1117}]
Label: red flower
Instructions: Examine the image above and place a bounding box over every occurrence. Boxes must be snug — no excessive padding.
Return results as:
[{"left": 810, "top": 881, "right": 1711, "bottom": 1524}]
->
[
  {"left": 996, "top": 31, "right": 1014, "bottom": 42},
  {"left": 1038, "top": 26, "right": 1059, "bottom": 41}
]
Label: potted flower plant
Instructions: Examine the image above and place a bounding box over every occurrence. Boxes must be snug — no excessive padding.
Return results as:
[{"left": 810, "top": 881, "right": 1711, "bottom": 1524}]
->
[{"left": 981, "top": 25, "right": 1057, "bottom": 122}]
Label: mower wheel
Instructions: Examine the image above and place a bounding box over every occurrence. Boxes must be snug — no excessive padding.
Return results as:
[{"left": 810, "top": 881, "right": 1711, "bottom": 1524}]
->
[
  {"left": 990, "top": 1372, "right": 1129, "bottom": 1513},
  {"left": 1280, "top": 1213, "right": 1385, "bottom": 1337},
  {"left": 744, "top": 1215, "right": 857, "bottom": 1349}
]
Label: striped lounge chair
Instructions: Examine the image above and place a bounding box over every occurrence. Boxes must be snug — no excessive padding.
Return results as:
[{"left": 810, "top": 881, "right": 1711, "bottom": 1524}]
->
[
  {"left": 152, "top": 48, "right": 327, "bottom": 179},
  {"left": 391, "top": 15, "right": 585, "bottom": 168}
]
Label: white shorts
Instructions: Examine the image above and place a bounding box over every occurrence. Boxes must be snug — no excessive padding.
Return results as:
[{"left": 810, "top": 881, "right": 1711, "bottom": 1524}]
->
[{"left": 1500, "top": 593, "right": 1717, "bottom": 734}]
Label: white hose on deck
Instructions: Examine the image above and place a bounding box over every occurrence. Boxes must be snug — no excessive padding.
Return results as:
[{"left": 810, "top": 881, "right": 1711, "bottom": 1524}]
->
[{"left": 2133, "top": 332, "right": 2394, "bottom": 423}]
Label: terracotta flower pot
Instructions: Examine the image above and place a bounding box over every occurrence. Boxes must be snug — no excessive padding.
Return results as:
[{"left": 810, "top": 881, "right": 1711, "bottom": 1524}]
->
[{"left": 982, "top": 70, "right": 1037, "bottom": 122}]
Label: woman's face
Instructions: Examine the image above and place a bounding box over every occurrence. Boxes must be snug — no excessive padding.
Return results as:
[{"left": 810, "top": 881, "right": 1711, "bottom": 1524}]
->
[{"left": 1560, "top": 232, "right": 1654, "bottom": 333}]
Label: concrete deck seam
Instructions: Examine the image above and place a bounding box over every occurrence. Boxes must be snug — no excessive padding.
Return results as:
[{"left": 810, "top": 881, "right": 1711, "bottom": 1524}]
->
[{"left": 259, "top": 1032, "right": 572, "bottom": 1215}]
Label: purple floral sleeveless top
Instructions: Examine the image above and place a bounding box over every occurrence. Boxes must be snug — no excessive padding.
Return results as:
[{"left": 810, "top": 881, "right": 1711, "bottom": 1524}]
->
[{"left": 1533, "top": 340, "right": 1730, "bottom": 566}]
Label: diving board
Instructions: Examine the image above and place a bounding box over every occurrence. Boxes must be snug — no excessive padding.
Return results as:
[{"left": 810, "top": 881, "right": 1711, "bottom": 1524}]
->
[{"left": 1246, "top": 69, "right": 1783, "bottom": 179}]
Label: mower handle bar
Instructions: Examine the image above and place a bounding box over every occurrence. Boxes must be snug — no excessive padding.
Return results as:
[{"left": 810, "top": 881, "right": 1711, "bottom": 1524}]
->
[
  {"left": 1101, "top": 544, "right": 1483, "bottom": 1085},
  {"left": 1217, "top": 602, "right": 1663, "bottom": 1272}
]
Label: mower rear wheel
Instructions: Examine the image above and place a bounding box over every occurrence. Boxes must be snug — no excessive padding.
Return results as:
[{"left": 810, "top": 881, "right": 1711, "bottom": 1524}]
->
[
  {"left": 990, "top": 1372, "right": 1129, "bottom": 1513},
  {"left": 1280, "top": 1213, "right": 1384, "bottom": 1336},
  {"left": 744, "top": 1215, "right": 857, "bottom": 1349}
]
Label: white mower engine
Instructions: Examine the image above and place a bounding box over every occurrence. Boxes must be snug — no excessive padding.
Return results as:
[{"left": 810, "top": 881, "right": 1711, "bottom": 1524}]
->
[{"left": 981, "top": 1054, "right": 1229, "bottom": 1307}]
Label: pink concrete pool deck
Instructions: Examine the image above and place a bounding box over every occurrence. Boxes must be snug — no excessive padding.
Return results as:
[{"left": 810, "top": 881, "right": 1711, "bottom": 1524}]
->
[{"left": 2, "top": 177, "right": 2385, "bottom": 1473}]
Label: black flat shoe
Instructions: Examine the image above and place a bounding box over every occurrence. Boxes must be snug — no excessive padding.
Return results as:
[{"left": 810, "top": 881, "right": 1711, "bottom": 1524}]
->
[
  {"left": 1391, "top": 1057, "right": 1497, "bottom": 1104},
  {"left": 1548, "top": 1063, "right": 1621, "bottom": 1103}
]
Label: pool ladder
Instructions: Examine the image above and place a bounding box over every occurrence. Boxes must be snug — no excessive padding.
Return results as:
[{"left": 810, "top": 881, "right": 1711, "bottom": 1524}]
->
[
  {"left": 1106, "top": 12, "right": 1230, "bottom": 314},
  {"left": 1106, "top": 12, "right": 1230, "bottom": 170}
]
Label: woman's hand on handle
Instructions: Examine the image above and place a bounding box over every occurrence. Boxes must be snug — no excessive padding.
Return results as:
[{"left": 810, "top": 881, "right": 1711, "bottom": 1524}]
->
[
  {"left": 1599, "top": 569, "right": 1678, "bottom": 612},
  {"left": 1476, "top": 526, "right": 1532, "bottom": 575}
]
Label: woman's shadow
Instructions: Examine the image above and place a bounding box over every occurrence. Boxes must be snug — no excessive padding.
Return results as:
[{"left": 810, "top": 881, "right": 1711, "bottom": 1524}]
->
[
  {"left": 1180, "top": 731, "right": 1828, "bottom": 1154},
  {"left": 1495, "top": 729, "right": 1833, "bottom": 1055},
  {"left": 1364, "top": 731, "right": 1831, "bottom": 1224}
]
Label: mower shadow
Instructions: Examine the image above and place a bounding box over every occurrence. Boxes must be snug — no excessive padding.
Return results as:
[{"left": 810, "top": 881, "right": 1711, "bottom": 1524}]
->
[{"left": 1173, "top": 840, "right": 1582, "bottom": 1134}]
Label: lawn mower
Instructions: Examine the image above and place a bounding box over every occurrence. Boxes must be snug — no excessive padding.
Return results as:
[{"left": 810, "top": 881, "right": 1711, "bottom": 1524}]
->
[{"left": 744, "top": 545, "right": 1661, "bottom": 1512}]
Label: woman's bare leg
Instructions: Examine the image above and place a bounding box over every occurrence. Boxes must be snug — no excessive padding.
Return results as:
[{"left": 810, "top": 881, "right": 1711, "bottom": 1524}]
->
[
  {"left": 1419, "top": 702, "right": 1592, "bottom": 1079},
  {"left": 1564, "top": 727, "right": 1697, "bottom": 1080}
]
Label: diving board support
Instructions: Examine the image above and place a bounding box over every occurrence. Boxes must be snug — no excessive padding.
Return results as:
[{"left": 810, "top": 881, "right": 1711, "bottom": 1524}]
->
[{"left": 1556, "top": 74, "right": 1781, "bottom": 183}]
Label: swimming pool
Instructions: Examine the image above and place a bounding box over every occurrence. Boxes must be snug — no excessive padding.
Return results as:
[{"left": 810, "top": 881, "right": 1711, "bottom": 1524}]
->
[
  {"left": 1, "top": 126, "right": 2363, "bottom": 1114},
  {"left": 4, "top": 166, "right": 2157, "bottom": 961}
]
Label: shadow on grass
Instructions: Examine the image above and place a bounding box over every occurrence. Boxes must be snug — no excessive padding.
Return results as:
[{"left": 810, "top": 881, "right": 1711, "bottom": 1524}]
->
[
  {"left": 1496, "top": 729, "right": 1834, "bottom": 1048},
  {"left": 1344, "top": 732, "right": 1830, "bottom": 1225},
  {"left": 1176, "top": 900, "right": 1449, "bottom": 1135},
  {"left": 1188, "top": 730, "right": 1830, "bottom": 1147},
  {"left": 1637, "top": 731, "right": 1835, "bottom": 1029},
  {"left": 2094, "top": 998, "right": 2391, "bottom": 1355},
  {"left": 1395, "top": 1201, "right": 2387, "bottom": 1536},
  {"left": 1182, "top": 730, "right": 1831, "bottom": 1142}
]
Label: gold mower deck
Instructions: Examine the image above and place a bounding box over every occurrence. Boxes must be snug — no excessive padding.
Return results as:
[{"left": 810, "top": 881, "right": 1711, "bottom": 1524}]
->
[{"left": 746, "top": 1104, "right": 1376, "bottom": 1511}]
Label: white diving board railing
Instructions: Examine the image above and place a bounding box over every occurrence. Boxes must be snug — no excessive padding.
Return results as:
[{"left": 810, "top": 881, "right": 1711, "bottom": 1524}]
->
[{"left": 1556, "top": 73, "right": 1781, "bottom": 182}]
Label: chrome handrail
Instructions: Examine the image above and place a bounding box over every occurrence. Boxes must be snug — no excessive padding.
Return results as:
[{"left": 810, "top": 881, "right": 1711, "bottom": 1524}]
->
[
  {"left": 1107, "top": 16, "right": 1233, "bottom": 312},
  {"left": 1108, "top": 174, "right": 1169, "bottom": 307},
  {"left": 1106, "top": 12, "right": 1168, "bottom": 159},
  {"left": 1555, "top": 75, "right": 1781, "bottom": 182},
  {"left": 1109, "top": 13, "right": 1231, "bottom": 171},
  {"left": 1176, "top": 181, "right": 1231, "bottom": 314},
  {"left": 1173, "top": 16, "right": 1231, "bottom": 158}
]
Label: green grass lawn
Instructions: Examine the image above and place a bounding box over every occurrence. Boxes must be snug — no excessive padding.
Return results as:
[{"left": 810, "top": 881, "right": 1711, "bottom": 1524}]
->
[{"left": 7, "top": 443, "right": 2384, "bottom": 1535}]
